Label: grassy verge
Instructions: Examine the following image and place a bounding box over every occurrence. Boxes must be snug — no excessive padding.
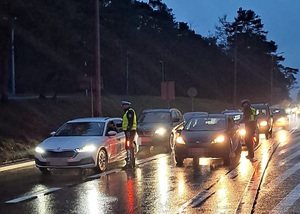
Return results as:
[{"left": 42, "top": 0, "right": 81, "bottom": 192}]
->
[{"left": 0, "top": 94, "right": 233, "bottom": 163}]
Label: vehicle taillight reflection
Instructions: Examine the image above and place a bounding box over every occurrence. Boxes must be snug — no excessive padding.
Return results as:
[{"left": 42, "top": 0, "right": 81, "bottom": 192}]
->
[{"left": 126, "top": 178, "right": 134, "bottom": 213}]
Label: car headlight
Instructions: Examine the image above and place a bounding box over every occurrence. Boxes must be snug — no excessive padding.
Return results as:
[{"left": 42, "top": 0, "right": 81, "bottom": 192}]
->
[
  {"left": 277, "top": 117, "right": 286, "bottom": 123},
  {"left": 35, "top": 146, "right": 45, "bottom": 154},
  {"left": 239, "top": 128, "right": 246, "bottom": 136},
  {"left": 260, "top": 121, "right": 268, "bottom": 127},
  {"left": 155, "top": 128, "right": 167, "bottom": 136},
  {"left": 75, "top": 145, "right": 96, "bottom": 153},
  {"left": 211, "top": 135, "right": 225, "bottom": 144},
  {"left": 176, "top": 136, "right": 186, "bottom": 145}
]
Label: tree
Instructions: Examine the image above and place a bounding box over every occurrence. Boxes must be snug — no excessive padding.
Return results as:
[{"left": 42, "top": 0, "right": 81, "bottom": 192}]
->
[{"left": 214, "top": 8, "right": 296, "bottom": 103}]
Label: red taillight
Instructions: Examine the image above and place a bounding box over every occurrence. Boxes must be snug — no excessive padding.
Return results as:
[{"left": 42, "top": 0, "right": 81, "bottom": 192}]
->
[{"left": 126, "top": 140, "right": 131, "bottom": 148}]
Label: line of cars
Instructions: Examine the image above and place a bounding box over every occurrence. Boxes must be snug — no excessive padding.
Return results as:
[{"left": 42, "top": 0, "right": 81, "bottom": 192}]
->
[{"left": 34, "top": 104, "right": 289, "bottom": 174}]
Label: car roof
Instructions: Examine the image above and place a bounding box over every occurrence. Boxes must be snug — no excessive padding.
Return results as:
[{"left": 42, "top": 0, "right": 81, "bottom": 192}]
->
[
  {"left": 183, "top": 112, "right": 208, "bottom": 116},
  {"left": 251, "top": 103, "right": 269, "bottom": 108},
  {"left": 67, "top": 117, "right": 122, "bottom": 123},
  {"left": 221, "top": 109, "right": 242, "bottom": 114},
  {"left": 191, "top": 113, "right": 228, "bottom": 118},
  {"left": 223, "top": 112, "right": 243, "bottom": 116},
  {"left": 142, "top": 108, "right": 179, "bottom": 113}
]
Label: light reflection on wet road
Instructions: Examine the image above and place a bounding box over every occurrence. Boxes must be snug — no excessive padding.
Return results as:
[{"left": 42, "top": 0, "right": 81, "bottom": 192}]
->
[{"left": 0, "top": 128, "right": 294, "bottom": 213}]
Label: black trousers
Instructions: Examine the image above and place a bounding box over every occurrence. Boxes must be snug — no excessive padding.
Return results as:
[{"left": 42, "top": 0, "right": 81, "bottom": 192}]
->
[
  {"left": 125, "top": 130, "right": 136, "bottom": 150},
  {"left": 245, "top": 122, "right": 256, "bottom": 158}
]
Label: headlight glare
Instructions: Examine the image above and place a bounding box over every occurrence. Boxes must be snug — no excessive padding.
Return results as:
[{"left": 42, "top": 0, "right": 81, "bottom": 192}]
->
[
  {"left": 35, "top": 146, "right": 45, "bottom": 154},
  {"left": 211, "top": 135, "right": 225, "bottom": 144},
  {"left": 239, "top": 128, "right": 246, "bottom": 136},
  {"left": 176, "top": 136, "right": 186, "bottom": 145},
  {"left": 260, "top": 121, "right": 268, "bottom": 126},
  {"left": 277, "top": 117, "right": 286, "bottom": 123},
  {"left": 155, "top": 128, "right": 166, "bottom": 136},
  {"left": 75, "top": 145, "right": 96, "bottom": 153}
]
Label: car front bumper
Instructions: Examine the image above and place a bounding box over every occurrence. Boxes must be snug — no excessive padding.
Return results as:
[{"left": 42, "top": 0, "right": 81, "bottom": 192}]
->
[
  {"left": 34, "top": 151, "right": 97, "bottom": 169},
  {"left": 175, "top": 142, "right": 230, "bottom": 159}
]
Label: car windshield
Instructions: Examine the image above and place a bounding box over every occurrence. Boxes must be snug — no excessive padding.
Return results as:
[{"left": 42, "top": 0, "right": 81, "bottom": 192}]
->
[
  {"left": 138, "top": 112, "right": 171, "bottom": 123},
  {"left": 229, "top": 114, "right": 243, "bottom": 122},
  {"left": 55, "top": 122, "right": 105, "bottom": 136},
  {"left": 184, "top": 117, "right": 226, "bottom": 131},
  {"left": 255, "top": 108, "right": 267, "bottom": 116},
  {"left": 272, "top": 108, "right": 286, "bottom": 116}
]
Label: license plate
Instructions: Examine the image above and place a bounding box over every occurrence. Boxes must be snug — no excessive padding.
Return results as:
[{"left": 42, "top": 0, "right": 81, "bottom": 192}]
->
[
  {"left": 48, "top": 158, "right": 68, "bottom": 166},
  {"left": 188, "top": 148, "right": 208, "bottom": 156},
  {"left": 140, "top": 137, "right": 152, "bottom": 144}
]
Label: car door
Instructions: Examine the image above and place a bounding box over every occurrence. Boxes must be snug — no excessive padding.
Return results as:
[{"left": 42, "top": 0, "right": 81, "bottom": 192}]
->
[
  {"left": 113, "top": 119, "right": 126, "bottom": 158},
  {"left": 105, "top": 120, "right": 119, "bottom": 160}
]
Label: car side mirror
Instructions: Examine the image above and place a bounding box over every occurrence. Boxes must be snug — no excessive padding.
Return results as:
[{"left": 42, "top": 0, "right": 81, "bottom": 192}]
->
[
  {"left": 50, "top": 131, "right": 56, "bottom": 136},
  {"left": 107, "top": 131, "right": 117, "bottom": 136}
]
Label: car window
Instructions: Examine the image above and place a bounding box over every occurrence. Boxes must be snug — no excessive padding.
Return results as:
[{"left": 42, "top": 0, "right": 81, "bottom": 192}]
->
[
  {"left": 138, "top": 112, "right": 171, "bottom": 123},
  {"left": 113, "top": 119, "right": 123, "bottom": 133},
  {"left": 256, "top": 108, "right": 267, "bottom": 116},
  {"left": 171, "top": 111, "right": 177, "bottom": 120},
  {"left": 272, "top": 109, "right": 286, "bottom": 116},
  {"left": 55, "top": 122, "right": 105, "bottom": 136},
  {"left": 185, "top": 117, "right": 225, "bottom": 131},
  {"left": 106, "top": 121, "right": 117, "bottom": 135}
]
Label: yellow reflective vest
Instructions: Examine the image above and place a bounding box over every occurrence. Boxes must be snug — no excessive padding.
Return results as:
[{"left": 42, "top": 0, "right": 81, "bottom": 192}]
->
[
  {"left": 122, "top": 108, "right": 137, "bottom": 131},
  {"left": 250, "top": 106, "right": 256, "bottom": 121}
]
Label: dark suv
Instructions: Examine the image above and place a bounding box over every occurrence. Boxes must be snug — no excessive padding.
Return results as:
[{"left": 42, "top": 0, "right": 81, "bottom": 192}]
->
[
  {"left": 137, "top": 108, "right": 184, "bottom": 152},
  {"left": 251, "top": 103, "right": 273, "bottom": 139}
]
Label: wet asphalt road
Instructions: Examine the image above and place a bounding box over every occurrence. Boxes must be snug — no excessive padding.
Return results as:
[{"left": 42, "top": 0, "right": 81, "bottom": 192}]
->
[{"left": 1, "top": 124, "right": 300, "bottom": 213}]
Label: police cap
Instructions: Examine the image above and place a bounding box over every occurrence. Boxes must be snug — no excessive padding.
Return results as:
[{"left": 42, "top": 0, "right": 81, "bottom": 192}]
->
[{"left": 121, "top": 100, "right": 131, "bottom": 106}]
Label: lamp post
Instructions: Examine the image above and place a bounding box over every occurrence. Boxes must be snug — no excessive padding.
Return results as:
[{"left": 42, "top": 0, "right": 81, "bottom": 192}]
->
[
  {"left": 93, "top": 0, "right": 101, "bottom": 117},
  {"left": 126, "top": 52, "right": 130, "bottom": 95},
  {"left": 160, "top": 60, "right": 165, "bottom": 81},
  {"left": 11, "top": 21, "right": 15, "bottom": 95}
]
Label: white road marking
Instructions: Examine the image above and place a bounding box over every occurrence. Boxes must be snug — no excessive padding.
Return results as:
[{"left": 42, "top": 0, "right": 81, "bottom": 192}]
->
[
  {"left": 5, "top": 187, "right": 61, "bottom": 204},
  {"left": 275, "top": 149, "right": 300, "bottom": 167},
  {"left": 0, "top": 161, "right": 35, "bottom": 172},
  {"left": 270, "top": 182, "right": 300, "bottom": 213},
  {"left": 264, "top": 160, "right": 300, "bottom": 191}
]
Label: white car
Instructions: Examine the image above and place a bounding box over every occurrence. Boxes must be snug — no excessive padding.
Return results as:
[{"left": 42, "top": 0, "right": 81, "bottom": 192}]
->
[{"left": 34, "top": 117, "right": 129, "bottom": 174}]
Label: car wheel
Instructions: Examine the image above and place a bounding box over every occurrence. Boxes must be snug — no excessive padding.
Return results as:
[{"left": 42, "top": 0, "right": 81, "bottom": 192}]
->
[
  {"left": 94, "top": 149, "right": 108, "bottom": 173},
  {"left": 236, "top": 142, "right": 242, "bottom": 157},
  {"left": 269, "top": 129, "right": 273, "bottom": 138},
  {"left": 265, "top": 131, "right": 269, "bottom": 140},
  {"left": 223, "top": 144, "right": 232, "bottom": 166},
  {"left": 169, "top": 133, "right": 175, "bottom": 151},
  {"left": 175, "top": 155, "right": 184, "bottom": 166},
  {"left": 38, "top": 167, "right": 51, "bottom": 175}
]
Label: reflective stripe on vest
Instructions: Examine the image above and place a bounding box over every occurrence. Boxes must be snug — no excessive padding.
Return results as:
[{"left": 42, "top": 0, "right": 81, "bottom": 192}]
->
[
  {"left": 122, "top": 108, "right": 137, "bottom": 130},
  {"left": 250, "top": 106, "right": 256, "bottom": 121}
]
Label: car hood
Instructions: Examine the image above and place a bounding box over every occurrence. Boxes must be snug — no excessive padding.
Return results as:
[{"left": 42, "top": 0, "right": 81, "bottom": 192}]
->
[
  {"left": 38, "top": 136, "right": 105, "bottom": 150},
  {"left": 181, "top": 130, "right": 225, "bottom": 144},
  {"left": 137, "top": 122, "right": 170, "bottom": 131}
]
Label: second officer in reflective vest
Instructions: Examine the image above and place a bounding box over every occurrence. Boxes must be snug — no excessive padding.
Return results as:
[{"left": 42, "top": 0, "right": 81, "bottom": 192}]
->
[{"left": 239, "top": 99, "right": 257, "bottom": 161}]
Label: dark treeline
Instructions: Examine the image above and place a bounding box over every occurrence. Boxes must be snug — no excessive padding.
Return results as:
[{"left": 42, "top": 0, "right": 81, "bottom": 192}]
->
[{"left": 0, "top": 0, "right": 297, "bottom": 104}]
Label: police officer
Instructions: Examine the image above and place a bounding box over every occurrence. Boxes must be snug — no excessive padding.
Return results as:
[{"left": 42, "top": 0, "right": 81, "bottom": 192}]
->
[
  {"left": 121, "top": 100, "right": 137, "bottom": 167},
  {"left": 239, "top": 99, "right": 257, "bottom": 161}
]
